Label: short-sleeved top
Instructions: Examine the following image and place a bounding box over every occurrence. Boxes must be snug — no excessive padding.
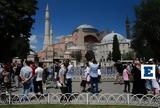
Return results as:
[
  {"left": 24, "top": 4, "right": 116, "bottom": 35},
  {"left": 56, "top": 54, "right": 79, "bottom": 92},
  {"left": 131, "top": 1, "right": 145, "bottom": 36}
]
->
[
  {"left": 35, "top": 67, "right": 43, "bottom": 81},
  {"left": 59, "top": 65, "right": 66, "bottom": 77},
  {"left": 66, "top": 64, "right": 74, "bottom": 79},
  {"left": 20, "top": 65, "right": 32, "bottom": 84},
  {"left": 89, "top": 62, "right": 99, "bottom": 78},
  {"left": 82, "top": 66, "right": 90, "bottom": 80}
]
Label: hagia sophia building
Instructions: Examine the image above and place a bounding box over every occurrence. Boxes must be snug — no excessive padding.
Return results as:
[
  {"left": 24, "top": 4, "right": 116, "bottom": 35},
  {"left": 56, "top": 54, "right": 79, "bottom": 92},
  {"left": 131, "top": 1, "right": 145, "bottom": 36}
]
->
[{"left": 37, "top": 4, "right": 132, "bottom": 66}]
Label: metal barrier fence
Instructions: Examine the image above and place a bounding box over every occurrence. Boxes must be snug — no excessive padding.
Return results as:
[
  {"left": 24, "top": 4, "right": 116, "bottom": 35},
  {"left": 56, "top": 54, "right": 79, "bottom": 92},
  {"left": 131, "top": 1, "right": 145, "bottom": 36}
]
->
[
  {"left": 73, "top": 66, "right": 116, "bottom": 75},
  {"left": 0, "top": 93, "right": 160, "bottom": 107},
  {"left": 72, "top": 66, "right": 117, "bottom": 81}
]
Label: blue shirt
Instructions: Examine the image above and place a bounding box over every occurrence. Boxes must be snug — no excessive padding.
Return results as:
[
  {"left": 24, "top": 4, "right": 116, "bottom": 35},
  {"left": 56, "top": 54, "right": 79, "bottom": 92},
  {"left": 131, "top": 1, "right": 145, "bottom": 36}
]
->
[
  {"left": 66, "top": 64, "right": 74, "bottom": 79},
  {"left": 20, "top": 65, "right": 32, "bottom": 84},
  {"left": 89, "top": 62, "right": 99, "bottom": 78}
]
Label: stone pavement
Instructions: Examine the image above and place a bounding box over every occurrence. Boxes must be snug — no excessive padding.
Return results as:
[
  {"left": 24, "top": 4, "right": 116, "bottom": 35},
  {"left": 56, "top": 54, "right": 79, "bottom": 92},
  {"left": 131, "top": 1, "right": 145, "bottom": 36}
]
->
[
  {"left": 8, "top": 81, "right": 132, "bottom": 94},
  {"left": 2, "top": 82, "right": 160, "bottom": 107}
]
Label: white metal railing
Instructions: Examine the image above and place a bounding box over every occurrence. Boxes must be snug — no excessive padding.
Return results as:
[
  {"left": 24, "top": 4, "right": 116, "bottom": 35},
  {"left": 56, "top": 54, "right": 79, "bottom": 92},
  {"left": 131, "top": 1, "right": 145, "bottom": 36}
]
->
[
  {"left": 0, "top": 93, "right": 160, "bottom": 107},
  {"left": 72, "top": 66, "right": 116, "bottom": 81}
]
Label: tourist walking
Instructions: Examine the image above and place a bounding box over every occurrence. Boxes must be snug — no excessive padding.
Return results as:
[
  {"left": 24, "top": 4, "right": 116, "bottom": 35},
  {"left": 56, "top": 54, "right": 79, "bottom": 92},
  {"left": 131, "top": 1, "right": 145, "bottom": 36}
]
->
[
  {"left": 14, "top": 63, "right": 22, "bottom": 88},
  {"left": 65, "top": 60, "right": 74, "bottom": 94},
  {"left": 20, "top": 61, "right": 32, "bottom": 96},
  {"left": 54, "top": 61, "right": 60, "bottom": 88},
  {"left": 89, "top": 59, "right": 99, "bottom": 94},
  {"left": 80, "top": 62, "right": 90, "bottom": 92},
  {"left": 35, "top": 62, "right": 44, "bottom": 95},
  {"left": 29, "top": 61, "right": 36, "bottom": 93},
  {"left": 2, "top": 64, "right": 11, "bottom": 94},
  {"left": 42, "top": 64, "right": 48, "bottom": 91}
]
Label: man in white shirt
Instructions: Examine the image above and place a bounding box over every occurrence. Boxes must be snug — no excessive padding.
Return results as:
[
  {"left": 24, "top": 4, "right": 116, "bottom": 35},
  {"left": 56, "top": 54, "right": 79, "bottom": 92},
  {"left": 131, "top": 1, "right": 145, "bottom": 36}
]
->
[
  {"left": 35, "top": 62, "right": 44, "bottom": 94},
  {"left": 65, "top": 60, "right": 74, "bottom": 93}
]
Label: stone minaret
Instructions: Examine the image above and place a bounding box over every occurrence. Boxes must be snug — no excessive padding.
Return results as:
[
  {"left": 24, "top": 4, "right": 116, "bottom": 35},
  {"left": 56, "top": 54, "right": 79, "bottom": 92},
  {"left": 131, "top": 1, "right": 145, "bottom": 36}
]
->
[
  {"left": 43, "top": 4, "right": 50, "bottom": 50},
  {"left": 50, "top": 25, "right": 53, "bottom": 45},
  {"left": 125, "top": 16, "right": 131, "bottom": 39}
]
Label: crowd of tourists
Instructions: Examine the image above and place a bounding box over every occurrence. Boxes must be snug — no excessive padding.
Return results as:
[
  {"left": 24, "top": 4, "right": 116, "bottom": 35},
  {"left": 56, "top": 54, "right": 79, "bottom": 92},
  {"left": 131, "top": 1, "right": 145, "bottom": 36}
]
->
[
  {"left": 114, "top": 58, "right": 160, "bottom": 95},
  {"left": 0, "top": 58, "right": 101, "bottom": 96},
  {"left": 0, "top": 57, "right": 159, "bottom": 98},
  {"left": 0, "top": 61, "right": 49, "bottom": 96}
]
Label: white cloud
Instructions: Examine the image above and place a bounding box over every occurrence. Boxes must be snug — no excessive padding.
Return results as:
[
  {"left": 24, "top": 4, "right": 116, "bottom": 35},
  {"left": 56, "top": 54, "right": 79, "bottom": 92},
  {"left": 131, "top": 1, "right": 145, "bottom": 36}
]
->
[
  {"left": 30, "top": 35, "right": 38, "bottom": 44},
  {"left": 29, "top": 35, "right": 38, "bottom": 49},
  {"left": 54, "top": 35, "right": 71, "bottom": 43},
  {"left": 30, "top": 45, "right": 36, "bottom": 49},
  {"left": 55, "top": 35, "right": 64, "bottom": 40}
]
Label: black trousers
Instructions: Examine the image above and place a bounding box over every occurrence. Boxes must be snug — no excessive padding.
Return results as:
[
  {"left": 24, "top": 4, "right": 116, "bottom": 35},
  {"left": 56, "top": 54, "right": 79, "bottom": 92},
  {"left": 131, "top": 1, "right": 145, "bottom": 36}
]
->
[
  {"left": 124, "top": 81, "right": 130, "bottom": 92},
  {"left": 34, "top": 81, "right": 43, "bottom": 94},
  {"left": 66, "top": 78, "right": 72, "bottom": 93}
]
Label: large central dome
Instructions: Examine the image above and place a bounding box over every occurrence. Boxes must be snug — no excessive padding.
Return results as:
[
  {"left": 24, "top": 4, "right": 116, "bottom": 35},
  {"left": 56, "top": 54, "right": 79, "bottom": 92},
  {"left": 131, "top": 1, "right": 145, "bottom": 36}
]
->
[
  {"left": 74, "top": 24, "right": 98, "bottom": 33},
  {"left": 76, "top": 24, "right": 95, "bottom": 29}
]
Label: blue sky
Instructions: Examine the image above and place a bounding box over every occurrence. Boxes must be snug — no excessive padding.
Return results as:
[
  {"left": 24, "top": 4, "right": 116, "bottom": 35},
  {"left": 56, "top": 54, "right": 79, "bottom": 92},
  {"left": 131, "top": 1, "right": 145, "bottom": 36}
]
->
[{"left": 30, "top": 0, "right": 140, "bottom": 51}]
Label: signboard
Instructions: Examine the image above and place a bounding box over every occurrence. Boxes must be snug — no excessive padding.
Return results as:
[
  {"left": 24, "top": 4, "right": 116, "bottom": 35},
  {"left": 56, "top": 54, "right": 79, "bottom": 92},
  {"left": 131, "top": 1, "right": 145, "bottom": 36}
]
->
[{"left": 141, "top": 64, "right": 156, "bottom": 79}]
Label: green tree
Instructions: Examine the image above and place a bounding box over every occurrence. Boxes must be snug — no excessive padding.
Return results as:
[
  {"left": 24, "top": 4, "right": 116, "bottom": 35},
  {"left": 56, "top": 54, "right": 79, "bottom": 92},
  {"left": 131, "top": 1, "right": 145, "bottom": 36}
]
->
[
  {"left": 131, "top": 0, "right": 160, "bottom": 60},
  {"left": 107, "top": 51, "right": 112, "bottom": 61},
  {"left": 122, "top": 51, "right": 134, "bottom": 60},
  {"left": 0, "top": 0, "right": 37, "bottom": 62},
  {"left": 85, "top": 50, "right": 95, "bottom": 62},
  {"left": 71, "top": 50, "right": 82, "bottom": 62},
  {"left": 112, "top": 35, "right": 121, "bottom": 62}
]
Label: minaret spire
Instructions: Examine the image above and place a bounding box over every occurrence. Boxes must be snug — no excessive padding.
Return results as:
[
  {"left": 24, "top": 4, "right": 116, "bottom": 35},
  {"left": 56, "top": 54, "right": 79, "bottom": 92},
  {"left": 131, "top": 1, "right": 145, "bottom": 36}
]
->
[
  {"left": 43, "top": 3, "right": 50, "bottom": 50},
  {"left": 125, "top": 16, "right": 131, "bottom": 39},
  {"left": 50, "top": 24, "right": 53, "bottom": 45}
]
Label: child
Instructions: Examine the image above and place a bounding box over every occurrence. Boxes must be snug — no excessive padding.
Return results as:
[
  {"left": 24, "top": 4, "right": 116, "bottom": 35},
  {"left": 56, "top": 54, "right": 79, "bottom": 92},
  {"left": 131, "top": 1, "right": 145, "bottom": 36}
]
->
[{"left": 122, "top": 65, "right": 130, "bottom": 93}]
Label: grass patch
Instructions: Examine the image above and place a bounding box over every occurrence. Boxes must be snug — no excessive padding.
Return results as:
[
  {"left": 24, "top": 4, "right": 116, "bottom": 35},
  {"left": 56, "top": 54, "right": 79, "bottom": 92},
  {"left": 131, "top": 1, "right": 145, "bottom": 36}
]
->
[{"left": 0, "top": 104, "right": 156, "bottom": 108}]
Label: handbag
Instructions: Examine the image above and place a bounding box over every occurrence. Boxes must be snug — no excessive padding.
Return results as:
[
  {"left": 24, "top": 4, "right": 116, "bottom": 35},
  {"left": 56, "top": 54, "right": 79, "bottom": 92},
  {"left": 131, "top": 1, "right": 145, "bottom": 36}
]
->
[
  {"left": 128, "top": 73, "right": 133, "bottom": 81},
  {"left": 80, "top": 80, "right": 87, "bottom": 87}
]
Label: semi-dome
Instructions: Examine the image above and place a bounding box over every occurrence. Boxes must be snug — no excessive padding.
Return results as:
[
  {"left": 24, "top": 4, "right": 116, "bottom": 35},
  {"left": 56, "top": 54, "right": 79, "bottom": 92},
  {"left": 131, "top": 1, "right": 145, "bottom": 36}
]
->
[
  {"left": 101, "top": 32, "right": 125, "bottom": 43},
  {"left": 76, "top": 24, "right": 95, "bottom": 29}
]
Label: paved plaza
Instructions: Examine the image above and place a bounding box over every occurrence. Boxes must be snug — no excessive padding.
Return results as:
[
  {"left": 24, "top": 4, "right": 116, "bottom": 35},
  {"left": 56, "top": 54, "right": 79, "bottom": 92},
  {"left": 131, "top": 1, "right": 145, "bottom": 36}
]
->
[
  {"left": 8, "top": 81, "right": 132, "bottom": 94},
  {"left": 1, "top": 80, "right": 160, "bottom": 107}
]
